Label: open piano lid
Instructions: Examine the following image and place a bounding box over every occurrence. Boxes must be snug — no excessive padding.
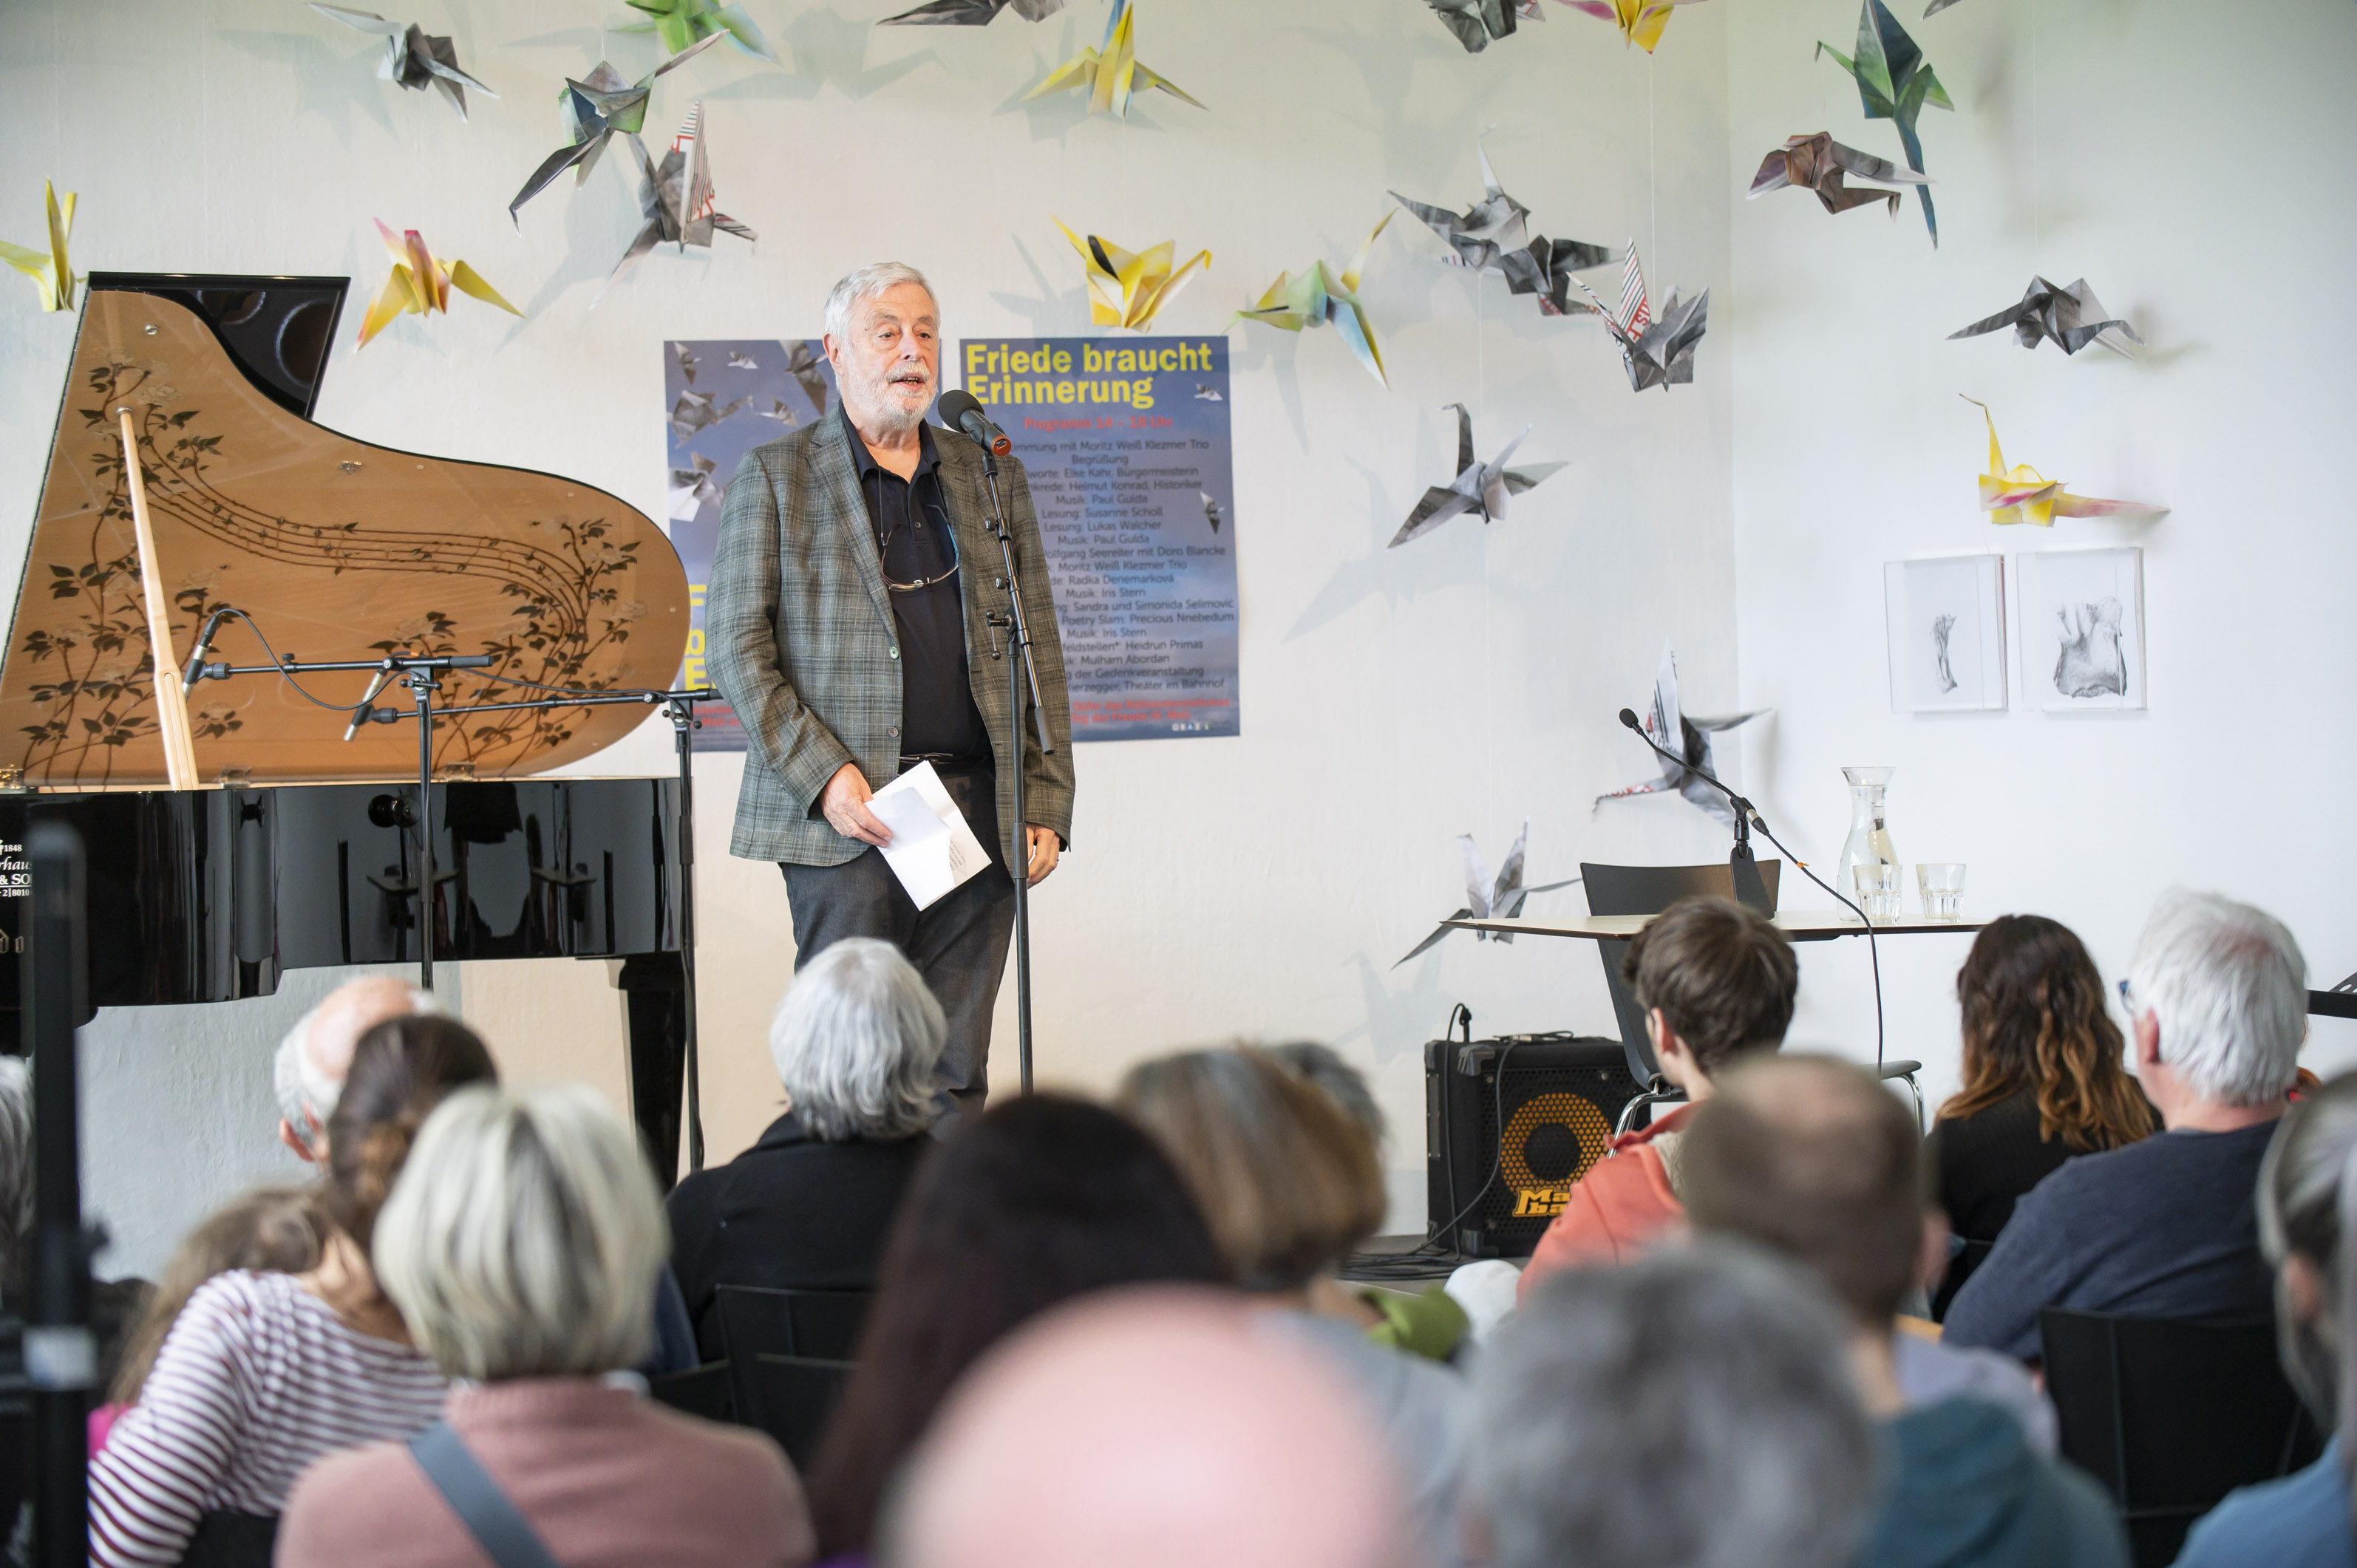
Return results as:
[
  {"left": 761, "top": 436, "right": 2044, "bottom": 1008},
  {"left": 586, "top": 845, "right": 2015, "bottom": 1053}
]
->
[{"left": 0, "top": 276, "right": 690, "bottom": 786}]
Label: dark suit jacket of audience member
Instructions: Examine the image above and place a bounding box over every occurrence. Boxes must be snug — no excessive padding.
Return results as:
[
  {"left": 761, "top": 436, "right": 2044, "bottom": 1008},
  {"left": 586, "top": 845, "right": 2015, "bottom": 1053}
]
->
[{"left": 667, "top": 1111, "right": 931, "bottom": 1360}]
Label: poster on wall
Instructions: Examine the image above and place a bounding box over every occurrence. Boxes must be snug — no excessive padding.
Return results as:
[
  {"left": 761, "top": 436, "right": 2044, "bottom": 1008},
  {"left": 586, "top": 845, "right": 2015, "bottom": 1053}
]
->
[
  {"left": 1883, "top": 555, "right": 2007, "bottom": 713},
  {"left": 2018, "top": 546, "right": 2145, "bottom": 713},
  {"left": 659, "top": 338, "right": 839, "bottom": 751},
  {"left": 958, "top": 335, "right": 1239, "bottom": 742}
]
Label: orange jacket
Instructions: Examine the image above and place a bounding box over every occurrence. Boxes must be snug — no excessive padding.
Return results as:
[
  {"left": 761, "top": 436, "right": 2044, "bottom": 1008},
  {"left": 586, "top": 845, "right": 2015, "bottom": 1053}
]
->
[{"left": 1516, "top": 1102, "right": 1694, "bottom": 1303}]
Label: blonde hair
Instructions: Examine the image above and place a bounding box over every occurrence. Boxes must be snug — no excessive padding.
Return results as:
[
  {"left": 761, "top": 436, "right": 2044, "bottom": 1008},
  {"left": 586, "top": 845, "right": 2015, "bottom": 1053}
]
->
[
  {"left": 112, "top": 1185, "right": 324, "bottom": 1405},
  {"left": 373, "top": 1083, "right": 666, "bottom": 1381}
]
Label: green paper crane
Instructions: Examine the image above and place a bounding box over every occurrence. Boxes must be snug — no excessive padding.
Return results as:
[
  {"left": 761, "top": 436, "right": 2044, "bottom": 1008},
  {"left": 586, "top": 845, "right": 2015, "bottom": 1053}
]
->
[
  {"left": 620, "top": 0, "right": 779, "bottom": 64},
  {"left": 1817, "top": 0, "right": 1950, "bottom": 245},
  {"left": 1228, "top": 211, "right": 1394, "bottom": 386}
]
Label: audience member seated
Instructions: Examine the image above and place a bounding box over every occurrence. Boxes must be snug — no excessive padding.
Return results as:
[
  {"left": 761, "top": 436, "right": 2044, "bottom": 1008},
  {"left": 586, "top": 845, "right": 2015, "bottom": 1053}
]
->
[
  {"left": 279, "top": 1083, "right": 813, "bottom": 1568},
  {"left": 888, "top": 1287, "right": 1411, "bottom": 1568},
  {"left": 272, "top": 975, "right": 436, "bottom": 1162},
  {"left": 87, "top": 1016, "right": 494, "bottom": 1568},
  {"left": 1517, "top": 895, "right": 1797, "bottom": 1298},
  {"left": 1929, "top": 916, "right": 2157, "bottom": 1315},
  {"left": 1684, "top": 1056, "right": 2123, "bottom": 1568},
  {"left": 2173, "top": 1071, "right": 2357, "bottom": 1567},
  {"left": 1474, "top": 1244, "right": 1875, "bottom": 1568},
  {"left": 667, "top": 938, "right": 943, "bottom": 1360},
  {"left": 1945, "top": 891, "right": 2307, "bottom": 1361},
  {"left": 806, "top": 1094, "right": 1226, "bottom": 1564},
  {"left": 1119, "top": 1046, "right": 1469, "bottom": 1568}
]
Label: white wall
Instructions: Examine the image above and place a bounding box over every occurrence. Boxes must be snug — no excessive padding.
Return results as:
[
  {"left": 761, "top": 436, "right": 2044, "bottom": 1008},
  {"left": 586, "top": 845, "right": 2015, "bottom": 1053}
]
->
[
  {"left": 1723, "top": 0, "right": 2357, "bottom": 1101},
  {"left": 2, "top": 0, "right": 1745, "bottom": 1272}
]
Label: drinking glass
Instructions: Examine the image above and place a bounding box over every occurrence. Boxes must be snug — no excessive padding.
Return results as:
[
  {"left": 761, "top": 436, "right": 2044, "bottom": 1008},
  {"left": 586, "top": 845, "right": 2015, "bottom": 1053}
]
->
[
  {"left": 1851, "top": 862, "right": 1902, "bottom": 921},
  {"left": 1918, "top": 862, "right": 1967, "bottom": 922}
]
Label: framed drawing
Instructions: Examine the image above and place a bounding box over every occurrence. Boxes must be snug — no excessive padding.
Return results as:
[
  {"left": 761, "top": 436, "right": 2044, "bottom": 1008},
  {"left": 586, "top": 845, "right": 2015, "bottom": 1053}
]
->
[
  {"left": 1885, "top": 556, "right": 2007, "bottom": 712},
  {"left": 2018, "top": 547, "right": 2146, "bottom": 713}
]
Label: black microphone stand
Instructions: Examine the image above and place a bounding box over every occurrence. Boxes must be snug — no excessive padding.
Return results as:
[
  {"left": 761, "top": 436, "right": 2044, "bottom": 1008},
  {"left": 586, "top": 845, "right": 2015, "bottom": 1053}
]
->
[
  {"left": 976, "top": 447, "right": 1053, "bottom": 1094},
  {"left": 1617, "top": 711, "right": 1887, "bottom": 1066}
]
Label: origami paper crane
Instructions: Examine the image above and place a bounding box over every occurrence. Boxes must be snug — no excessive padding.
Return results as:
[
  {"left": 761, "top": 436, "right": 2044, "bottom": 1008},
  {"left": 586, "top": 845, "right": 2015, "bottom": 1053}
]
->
[
  {"left": 599, "top": 103, "right": 758, "bottom": 306},
  {"left": 1747, "top": 132, "right": 1931, "bottom": 219},
  {"left": 727, "top": 350, "right": 758, "bottom": 369},
  {"left": 1023, "top": 0, "right": 1203, "bottom": 120},
  {"left": 1200, "top": 492, "right": 1223, "bottom": 534},
  {"left": 619, "top": 0, "right": 779, "bottom": 63},
  {"left": 778, "top": 341, "right": 833, "bottom": 410},
  {"left": 1194, "top": 384, "right": 1223, "bottom": 400},
  {"left": 1596, "top": 644, "right": 1766, "bottom": 828},
  {"left": 880, "top": 0, "right": 1063, "bottom": 24},
  {"left": 669, "top": 387, "right": 750, "bottom": 440},
  {"left": 1574, "top": 245, "right": 1708, "bottom": 393},
  {"left": 1555, "top": 0, "right": 1707, "bottom": 54},
  {"left": 1426, "top": 0, "right": 1542, "bottom": 54},
  {"left": 356, "top": 222, "right": 522, "bottom": 347},
  {"left": 1054, "top": 219, "right": 1210, "bottom": 332},
  {"left": 1230, "top": 212, "right": 1393, "bottom": 386},
  {"left": 1950, "top": 276, "right": 2142, "bottom": 358},
  {"left": 1390, "top": 403, "right": 1566, "bottom": 549},
  {"left": 1817, "top": 0, "right": 1950, "bottom": 245},
  {"left": 1922, "top": 0, "right": 1964, "bottom": 13},
  {"left": 0, "top": 182, "right": 76, "bottom": 313},
  {"left": 755, "top": 398, "right": 798, "bottom": 423},
  {"left": 668, "top": 453, "right": 727, "bottom": 520},
  {"left": 1395, "top": 822, "right": 1579, "bottom": 965},
  {"left": 509, "top": 33, "right": 724, "bottom": 225},
  {"left": 307, "top": 5, "right": 496, "bottom": 120},
  {"left": 1962, "top": 398, "right": 2167, "bottom": 527},
  {"left": 1392, "top": 134, "right": 1619, "bottom": 317}
]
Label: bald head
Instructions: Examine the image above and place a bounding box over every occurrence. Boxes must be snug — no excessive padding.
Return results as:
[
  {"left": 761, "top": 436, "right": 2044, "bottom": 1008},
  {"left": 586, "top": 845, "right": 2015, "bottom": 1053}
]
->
[
  {"left": 273, "top": 977, "right": 435, "bottom": 1161},
  {"left": 890, "top": 1288, "right": 1409, "bottom": 1568}
]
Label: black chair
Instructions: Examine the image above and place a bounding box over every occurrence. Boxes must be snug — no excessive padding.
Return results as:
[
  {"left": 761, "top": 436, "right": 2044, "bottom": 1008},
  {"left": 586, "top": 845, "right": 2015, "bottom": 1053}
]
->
[
  {"left": 713, "top": 1284, "right": 871, "bottom": 1363},
  {"left": 177, "top": 1511, "right": 279, "bottom": 1568},
  {"left": 740, "top": 1354, "right": 855, "bottom": 1473},
  {"left": 1580, "top": 861, "right": 1924, "bottom": 1133},
  {"left": 2039, "top": 1306, "right": 2325, "bottom": 1568},
  {"left": 648, "top": 1359, "right": 734, "bottom": 1423}
]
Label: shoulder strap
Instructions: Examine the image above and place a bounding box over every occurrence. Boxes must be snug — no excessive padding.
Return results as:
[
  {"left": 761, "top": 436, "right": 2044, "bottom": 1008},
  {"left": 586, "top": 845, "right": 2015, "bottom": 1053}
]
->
[{"left": 407, "top": 1419, "right": 566, "bottom": 1568}]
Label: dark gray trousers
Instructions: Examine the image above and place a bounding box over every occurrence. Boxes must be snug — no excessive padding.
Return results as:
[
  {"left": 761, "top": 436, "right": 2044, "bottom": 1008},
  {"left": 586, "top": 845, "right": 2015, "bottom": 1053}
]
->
[{"left": 780, "top": 767, "right": 1016, "bottom": 1122}]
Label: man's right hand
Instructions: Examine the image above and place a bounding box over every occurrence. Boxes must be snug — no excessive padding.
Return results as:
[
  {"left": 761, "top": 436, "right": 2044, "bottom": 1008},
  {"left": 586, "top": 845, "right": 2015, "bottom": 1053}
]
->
[{"left": 820, "top": 762, "right": 893, "bottom": 848}]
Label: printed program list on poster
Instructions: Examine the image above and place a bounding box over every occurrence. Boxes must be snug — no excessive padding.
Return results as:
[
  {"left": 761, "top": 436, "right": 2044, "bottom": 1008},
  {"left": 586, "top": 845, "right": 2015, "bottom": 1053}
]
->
[{"left": 960, "top": 335, "right": 1239, "bottom": 743}]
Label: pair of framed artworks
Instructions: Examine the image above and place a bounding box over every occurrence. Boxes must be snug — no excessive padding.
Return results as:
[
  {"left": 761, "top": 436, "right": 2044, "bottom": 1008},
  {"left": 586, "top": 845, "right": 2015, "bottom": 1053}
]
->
[{"left": 1882, "top": 548, "right": 2145, "bottom": 715}]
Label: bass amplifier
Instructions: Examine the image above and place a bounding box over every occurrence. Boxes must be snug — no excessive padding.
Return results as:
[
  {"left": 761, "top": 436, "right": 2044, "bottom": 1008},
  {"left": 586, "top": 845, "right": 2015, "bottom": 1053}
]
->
[{"left": 1424, "top": 1029, "right": 1645, "bottom": 1259}]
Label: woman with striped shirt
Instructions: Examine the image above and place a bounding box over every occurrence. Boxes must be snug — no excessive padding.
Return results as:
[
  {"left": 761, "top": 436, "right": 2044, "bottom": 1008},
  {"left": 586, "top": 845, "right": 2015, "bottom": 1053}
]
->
[{"left": 88, "top": 1015, "right": 496, "bottom": 1567}]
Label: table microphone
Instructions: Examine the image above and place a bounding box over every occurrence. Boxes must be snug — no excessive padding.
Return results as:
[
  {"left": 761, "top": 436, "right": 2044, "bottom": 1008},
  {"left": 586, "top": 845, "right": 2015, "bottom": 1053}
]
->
[
  {"left": 182, "top": 608, "right": 234, "bottom": 695},
  {"left": 938, "top": 389, "right": 1012, "bottom": 457}
]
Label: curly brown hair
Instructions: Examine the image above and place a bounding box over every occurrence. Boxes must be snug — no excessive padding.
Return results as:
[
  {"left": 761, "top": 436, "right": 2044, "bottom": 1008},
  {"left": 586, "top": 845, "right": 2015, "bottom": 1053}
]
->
[{"left": 1938, "top": 914, "right": 2156, "bottom": 1151}]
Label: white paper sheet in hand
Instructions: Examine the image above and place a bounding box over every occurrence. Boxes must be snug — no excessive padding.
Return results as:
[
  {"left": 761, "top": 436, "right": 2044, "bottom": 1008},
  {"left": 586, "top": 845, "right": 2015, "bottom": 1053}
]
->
[{"left": 867, "top": 763, "right": 992, "bottom": 910}]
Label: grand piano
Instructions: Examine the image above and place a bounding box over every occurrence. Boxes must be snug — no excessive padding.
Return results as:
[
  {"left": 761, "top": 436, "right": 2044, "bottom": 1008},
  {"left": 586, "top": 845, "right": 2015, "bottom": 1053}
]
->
[{"left": 0, "top": 273, "right": 703, "bottom": 1180}]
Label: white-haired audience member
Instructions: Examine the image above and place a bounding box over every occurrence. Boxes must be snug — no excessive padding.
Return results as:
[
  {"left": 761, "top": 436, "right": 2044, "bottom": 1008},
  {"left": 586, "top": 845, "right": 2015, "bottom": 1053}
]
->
[
  {"left": 1945, "top": 890, "right": 2307, "bottom": 1360},
  {"left": 0, "top": 1057, "right": 30, "bottom": 1301},
  {"left": 279, "top": 1083, "right": 812, "bottom": 1568},
  {"left": 1684, "top": 1057, "right": 2124, "bottom": 1568},
  {"left": 666, "top": 936, "right": 945, "bottom": 1358},
  {"left": 889, "top": 1287, "right": 1411, "bottom": 1568},
  {"left": 272, "top": 975, "right": 436, "bottom": 1159},
  {"left": 1475, "top": 1245, "right": 1877, "bottom": 1568},
  {"left": 2175, "top": 1071, "right": 2357, "bottom": 1567}
]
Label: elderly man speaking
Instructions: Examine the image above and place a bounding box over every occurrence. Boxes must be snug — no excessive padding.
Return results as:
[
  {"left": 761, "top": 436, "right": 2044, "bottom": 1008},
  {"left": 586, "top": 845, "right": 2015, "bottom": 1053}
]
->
[{"left": 708, "top": 262, "right": 1073, "bottom": 1118}]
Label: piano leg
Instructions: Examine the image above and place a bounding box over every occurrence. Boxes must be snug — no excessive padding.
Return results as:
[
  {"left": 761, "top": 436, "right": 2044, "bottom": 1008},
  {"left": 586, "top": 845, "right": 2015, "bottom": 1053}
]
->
[{"left": 616, "top": 953, "right": 687, "bottom": 1193}]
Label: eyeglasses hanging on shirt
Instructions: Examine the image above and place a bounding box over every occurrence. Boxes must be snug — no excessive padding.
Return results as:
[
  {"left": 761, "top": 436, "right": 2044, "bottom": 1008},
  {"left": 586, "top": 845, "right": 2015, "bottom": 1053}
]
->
[{"left": 866, "top": 468, "right": 961, "bottom": 595}]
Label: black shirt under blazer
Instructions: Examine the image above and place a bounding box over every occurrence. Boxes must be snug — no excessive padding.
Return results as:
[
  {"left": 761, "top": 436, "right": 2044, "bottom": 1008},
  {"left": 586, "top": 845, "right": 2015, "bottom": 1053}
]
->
[{"left": 665, "top": 1111, "right": 931, "bottom": 1361}]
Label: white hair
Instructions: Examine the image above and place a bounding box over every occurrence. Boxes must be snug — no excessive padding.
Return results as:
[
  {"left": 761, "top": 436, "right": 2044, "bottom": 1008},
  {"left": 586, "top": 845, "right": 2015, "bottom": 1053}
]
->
[
  {"left": 271, "top": 981, "right": 438, "bottom": 1149},
  {"left": 2128, "top": 890, "right": 2307, "bottom": 1108},
  {"left": 823, "top": 261, "right": 936, "bottom": 344},
  {"left": 771, "top": 938, "right": 945, "bottom": 1142},
  {"left": 1474, "top": 1243, "right": 1877, "bottom": 1568},
  {"left": 373, "top": 1082, "right": 665, "bottom": 1382},
  {"left": 0, "top": 1058, "right": 29, "bottom": 1294}
]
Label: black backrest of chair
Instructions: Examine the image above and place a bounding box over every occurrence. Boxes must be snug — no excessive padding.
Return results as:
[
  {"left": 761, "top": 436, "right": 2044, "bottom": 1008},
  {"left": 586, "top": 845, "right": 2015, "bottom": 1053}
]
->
[
  {"left": 2041, "top": 1307, "right": 2324, "bottom": 1568},
  {"left": 647, "top": 1360, "right": 733, "bottom": 1425},
  {"left": 177, "top": 1510, "right": 280, "bottom": 1568},
  {"left": 713, "top": 1284, "right": 872, "bottom": 1363},
  {"left": 1579, "top": 862, "right": 1783, "bottom": 1083},
  {"left": 742, "top": 1354, "right": 855, "bottom": 1473}
]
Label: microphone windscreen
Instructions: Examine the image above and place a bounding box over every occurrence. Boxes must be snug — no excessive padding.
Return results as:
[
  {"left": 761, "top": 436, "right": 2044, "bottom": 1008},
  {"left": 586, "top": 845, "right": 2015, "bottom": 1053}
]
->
[
  {"left": 937, "top": 389, "right": 983, "bottom": 426},
  {"left": 1618, "top": 708, "right": 1641, "bottom": 729}
]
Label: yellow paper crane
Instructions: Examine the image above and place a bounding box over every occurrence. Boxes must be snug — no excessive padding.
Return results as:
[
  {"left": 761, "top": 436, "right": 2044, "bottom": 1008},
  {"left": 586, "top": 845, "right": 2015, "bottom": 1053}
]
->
[
  {"left": 358, "top": 220, "right": 524, "bottom": 347},
  {"left": 1023, "top": 0, "right": 1202, "bottom": 120},
  {"left": 1230, "top": 212, "right": 1394, "bottom": 386},
  {"left": 1054, "top": 219, "right": 1210, "bottom": 331},
  {"left": 0, "top": 182, "right": 78, "bottom": 313},
  {"left": 1963, "top": 397, "right": 2166, "bottom": 526},
  {"left": 1557, "top": 0, "right": 1709, "bottom": 53}
]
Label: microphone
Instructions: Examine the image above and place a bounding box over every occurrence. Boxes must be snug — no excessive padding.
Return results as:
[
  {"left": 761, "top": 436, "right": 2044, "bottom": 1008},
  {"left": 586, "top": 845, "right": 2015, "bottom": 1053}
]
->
[
  {"left": 343, "top": 667, "right": 395, "bottom": 742},
  {"left": 183, "top": 608, "right": 234, "bottom": 695},
  {"left": 937, "top": 389, "right": 1012, "bottom": 457}
]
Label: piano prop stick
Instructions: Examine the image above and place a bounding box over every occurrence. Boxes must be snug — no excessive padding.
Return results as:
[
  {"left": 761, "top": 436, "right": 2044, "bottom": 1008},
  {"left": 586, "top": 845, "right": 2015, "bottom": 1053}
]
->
[{"left": 115, "top": 407, "right": 200, "bottom": 791}]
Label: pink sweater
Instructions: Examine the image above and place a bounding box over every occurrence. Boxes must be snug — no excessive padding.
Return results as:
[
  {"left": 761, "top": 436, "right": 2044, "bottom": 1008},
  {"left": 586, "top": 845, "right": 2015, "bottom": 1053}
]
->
[{"left": 276, "top": 1377, "right": 814, "bottom": 1568}]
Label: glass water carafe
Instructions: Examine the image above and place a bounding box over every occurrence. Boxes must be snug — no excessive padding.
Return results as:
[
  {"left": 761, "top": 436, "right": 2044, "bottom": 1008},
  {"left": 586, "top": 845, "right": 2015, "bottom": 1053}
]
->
[{"left": 1839, "top": 766, "right": 1901, "bottom": 892}]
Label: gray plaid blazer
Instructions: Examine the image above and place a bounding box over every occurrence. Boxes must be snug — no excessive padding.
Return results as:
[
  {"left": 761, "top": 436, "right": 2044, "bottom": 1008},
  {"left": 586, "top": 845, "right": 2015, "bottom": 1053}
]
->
[{"left": 706, "top": 411, "right": 1075, "bottom": 868}]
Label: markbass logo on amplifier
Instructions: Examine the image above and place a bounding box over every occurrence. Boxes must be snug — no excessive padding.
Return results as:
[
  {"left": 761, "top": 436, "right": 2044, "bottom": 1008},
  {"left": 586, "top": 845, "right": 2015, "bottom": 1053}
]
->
[{"left": 1511, "top": 1184, "right": 1572, "bottom": 1218}]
